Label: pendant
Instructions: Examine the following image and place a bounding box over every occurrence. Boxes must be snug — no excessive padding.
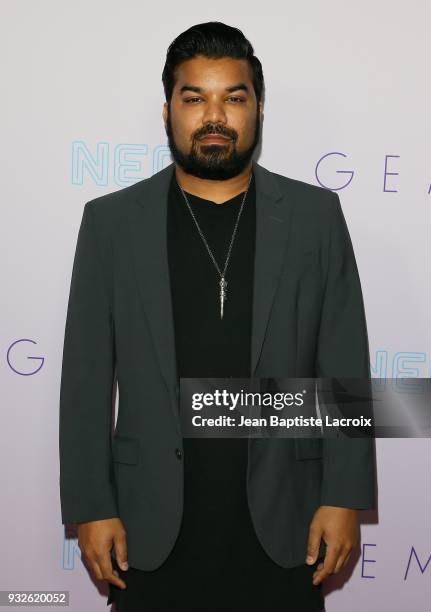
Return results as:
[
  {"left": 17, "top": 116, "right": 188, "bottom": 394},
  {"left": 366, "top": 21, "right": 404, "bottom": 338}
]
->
[{"left": 219, "top": 276, "right": 227, "bottom": 319}]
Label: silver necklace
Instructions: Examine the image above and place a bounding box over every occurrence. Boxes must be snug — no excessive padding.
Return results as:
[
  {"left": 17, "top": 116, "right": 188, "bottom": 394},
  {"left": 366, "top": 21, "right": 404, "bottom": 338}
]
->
[{"left": 177, "top": 172, "right": 252, "bottom": 320}]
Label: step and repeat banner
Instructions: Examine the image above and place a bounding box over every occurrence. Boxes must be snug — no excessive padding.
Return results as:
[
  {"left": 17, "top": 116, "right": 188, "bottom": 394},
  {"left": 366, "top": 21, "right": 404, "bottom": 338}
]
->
[{"left": 2, "top": 1, "right": 430, "bottom": 610}]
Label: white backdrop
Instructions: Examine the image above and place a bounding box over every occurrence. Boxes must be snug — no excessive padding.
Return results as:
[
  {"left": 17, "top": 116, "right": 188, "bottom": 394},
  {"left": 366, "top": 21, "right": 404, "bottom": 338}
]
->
[{"left": 1, "top": 1, "right": 430, "bottom": 610}]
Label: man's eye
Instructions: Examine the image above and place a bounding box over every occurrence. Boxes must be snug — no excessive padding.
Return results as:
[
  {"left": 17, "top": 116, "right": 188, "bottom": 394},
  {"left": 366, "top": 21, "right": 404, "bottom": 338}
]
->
[{"left": 184, "top": 96, "right": 245, "bottom": 104}]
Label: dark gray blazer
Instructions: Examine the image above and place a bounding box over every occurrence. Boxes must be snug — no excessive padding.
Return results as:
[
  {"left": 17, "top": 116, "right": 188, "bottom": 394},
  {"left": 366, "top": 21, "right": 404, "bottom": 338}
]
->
[{"left": 59, "top": 160, "right": 376, "bottom": 570}]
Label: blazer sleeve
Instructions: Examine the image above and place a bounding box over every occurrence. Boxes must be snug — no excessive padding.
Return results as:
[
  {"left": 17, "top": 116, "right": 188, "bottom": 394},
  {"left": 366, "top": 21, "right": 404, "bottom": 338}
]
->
[
  {"left": 316, "top": 192, "right": 376, "bottom": 510},
  {"left": 59, "top": 201, "right": 119, "bottom": 524}
]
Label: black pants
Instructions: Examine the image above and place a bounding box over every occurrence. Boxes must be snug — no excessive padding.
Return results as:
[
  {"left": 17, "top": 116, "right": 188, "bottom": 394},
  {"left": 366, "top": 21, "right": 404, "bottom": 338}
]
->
[{"left": 108, "top": 555, "right": 325, "bottom": 612}]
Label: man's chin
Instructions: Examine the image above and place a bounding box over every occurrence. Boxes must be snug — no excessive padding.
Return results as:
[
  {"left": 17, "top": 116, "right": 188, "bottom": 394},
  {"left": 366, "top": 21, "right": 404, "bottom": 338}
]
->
[
  {"left": 180, "top": 166, "right": 236, "bottom": 181},
  {"left": 169, "top": 142, "right": 255, "bottom": 180},
  {"left": 198, "top": 143, "right": 231, "bottom": 155}
]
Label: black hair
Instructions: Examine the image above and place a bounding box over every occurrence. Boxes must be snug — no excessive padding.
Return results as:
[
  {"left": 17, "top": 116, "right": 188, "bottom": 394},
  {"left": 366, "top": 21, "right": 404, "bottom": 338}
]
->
[{"left": 162, "top": 21, "right": 264, "bottom": 107}]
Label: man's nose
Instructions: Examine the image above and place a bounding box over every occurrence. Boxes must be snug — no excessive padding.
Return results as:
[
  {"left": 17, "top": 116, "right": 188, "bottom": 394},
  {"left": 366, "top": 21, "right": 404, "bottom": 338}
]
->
[{"left": 202, "top": 100, "right": 227, "bottom": 125}]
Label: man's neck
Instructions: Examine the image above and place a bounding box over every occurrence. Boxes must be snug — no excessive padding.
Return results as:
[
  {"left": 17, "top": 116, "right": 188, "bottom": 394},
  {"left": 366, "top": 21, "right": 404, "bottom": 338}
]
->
[{"left": 174, "top": 162, "right": 253, "bottom": 204}]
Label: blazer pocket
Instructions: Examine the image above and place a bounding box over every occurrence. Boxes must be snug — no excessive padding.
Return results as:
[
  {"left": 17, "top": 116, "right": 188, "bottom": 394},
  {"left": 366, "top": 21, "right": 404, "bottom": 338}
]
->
[
  {"left": 294, "top": 438, "right": 323, "bottom": 460},
  {"left": 112, "top": 435, "right": 140, "bottom": 465}
]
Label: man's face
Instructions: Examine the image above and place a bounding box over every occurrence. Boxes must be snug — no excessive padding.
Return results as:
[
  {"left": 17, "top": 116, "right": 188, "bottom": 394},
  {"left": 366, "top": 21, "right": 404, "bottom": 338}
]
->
[{"left": 163, "top": 55, "right": 262, "bottom": 180}]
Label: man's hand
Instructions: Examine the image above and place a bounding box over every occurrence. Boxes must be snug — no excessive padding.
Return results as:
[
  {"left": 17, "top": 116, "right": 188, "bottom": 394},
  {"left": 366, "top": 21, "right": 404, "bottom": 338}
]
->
[
  {"left": 305, "top": 505, "right": 359, "bottom": 585},
  {"left": 78, "top": 518, "right": 128, "bottom": 589}
]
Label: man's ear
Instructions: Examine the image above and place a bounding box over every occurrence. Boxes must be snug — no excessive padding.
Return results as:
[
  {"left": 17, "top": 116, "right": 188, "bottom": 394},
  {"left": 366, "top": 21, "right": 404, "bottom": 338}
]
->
[{"left": 162, "top": 102, "right": 168, "bottom": 127}]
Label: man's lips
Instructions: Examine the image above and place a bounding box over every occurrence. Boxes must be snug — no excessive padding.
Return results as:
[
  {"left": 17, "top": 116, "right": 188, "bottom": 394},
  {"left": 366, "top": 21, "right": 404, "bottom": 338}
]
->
[{"left": 199, "top": 134, "right": 232, "bottom": 143}]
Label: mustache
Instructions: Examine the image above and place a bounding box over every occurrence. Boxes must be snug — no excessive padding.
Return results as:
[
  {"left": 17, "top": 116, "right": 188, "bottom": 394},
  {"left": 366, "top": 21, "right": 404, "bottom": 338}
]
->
[{"left": 194, "top": 125, "right": 237, "bottom": 142}]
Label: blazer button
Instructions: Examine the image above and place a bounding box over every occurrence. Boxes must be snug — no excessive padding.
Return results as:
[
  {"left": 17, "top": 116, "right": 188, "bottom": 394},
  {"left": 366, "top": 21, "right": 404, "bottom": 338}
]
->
[{"left": 175, "top": 448, "right": 183, "bottom": 460}]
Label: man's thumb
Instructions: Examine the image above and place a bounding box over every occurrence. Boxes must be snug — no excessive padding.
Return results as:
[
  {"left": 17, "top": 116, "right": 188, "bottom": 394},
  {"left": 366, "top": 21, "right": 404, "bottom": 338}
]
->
[
  {"left": 114, "top": 532, "right": 128, "bottom": 571},
  {"left": 306, "top": 526, "right": 321, "bottom": 564}
]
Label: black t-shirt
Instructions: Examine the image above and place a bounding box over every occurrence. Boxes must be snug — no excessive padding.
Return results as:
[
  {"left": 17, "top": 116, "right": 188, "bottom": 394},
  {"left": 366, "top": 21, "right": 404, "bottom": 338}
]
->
[
  {"left": 109, "top": 169, "right": 324, "bottom": 612},
  {"left": 168, "top": 171, "right": 256, "bottom": 378}
]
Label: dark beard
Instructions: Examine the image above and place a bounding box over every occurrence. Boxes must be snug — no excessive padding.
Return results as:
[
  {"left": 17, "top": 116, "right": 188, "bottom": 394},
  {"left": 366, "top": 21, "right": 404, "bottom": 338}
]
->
[{"left": 165, "top": 107, "right": 261, "bottom": 180}]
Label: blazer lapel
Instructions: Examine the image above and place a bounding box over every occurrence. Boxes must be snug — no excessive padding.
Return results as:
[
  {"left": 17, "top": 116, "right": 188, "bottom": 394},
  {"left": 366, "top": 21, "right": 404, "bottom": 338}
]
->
[
  {"left": 128, "top": 163, "right": 180, "bottom": 433},
  {"left": 251, "top": 161, "right": 291, "bottom": 374},
  {"left": 129, "top": 160, "right": 292, "bottom": 430}
]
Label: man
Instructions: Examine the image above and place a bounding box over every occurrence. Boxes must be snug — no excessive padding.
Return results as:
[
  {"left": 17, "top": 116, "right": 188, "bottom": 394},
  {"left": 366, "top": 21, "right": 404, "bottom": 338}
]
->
[{"left": 59, "top": 21, "right": 376, "bottom": 612}]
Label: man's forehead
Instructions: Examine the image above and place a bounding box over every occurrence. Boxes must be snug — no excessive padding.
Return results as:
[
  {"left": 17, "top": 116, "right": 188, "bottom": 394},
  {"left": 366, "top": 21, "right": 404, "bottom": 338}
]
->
[{"left": 174, "top": 56, "right": 252, "bottom": 86}]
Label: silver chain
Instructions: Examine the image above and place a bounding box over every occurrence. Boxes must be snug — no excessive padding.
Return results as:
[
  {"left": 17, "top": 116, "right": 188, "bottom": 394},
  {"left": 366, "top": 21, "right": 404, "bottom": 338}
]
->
[
  {"left": 177, "top": 172, "right": 252, "bottom": 279},
  {"left": 177, "top": 171, "right": 253, "bottom": 319}
]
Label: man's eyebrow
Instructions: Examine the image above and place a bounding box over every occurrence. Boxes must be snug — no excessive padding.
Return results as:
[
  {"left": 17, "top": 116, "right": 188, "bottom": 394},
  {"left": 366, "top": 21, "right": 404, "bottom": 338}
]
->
[{"left": 179, "top": 83, "right": 250, "bottom": 94}]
